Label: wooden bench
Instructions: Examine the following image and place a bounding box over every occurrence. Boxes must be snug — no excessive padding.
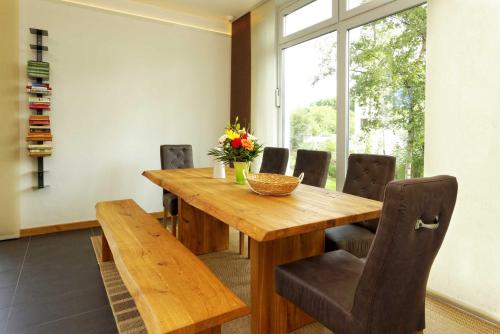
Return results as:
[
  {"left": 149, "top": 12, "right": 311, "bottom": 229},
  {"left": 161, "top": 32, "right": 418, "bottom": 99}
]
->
[{"left": 96, "top": 199, "right": 249, "bottom": 334}]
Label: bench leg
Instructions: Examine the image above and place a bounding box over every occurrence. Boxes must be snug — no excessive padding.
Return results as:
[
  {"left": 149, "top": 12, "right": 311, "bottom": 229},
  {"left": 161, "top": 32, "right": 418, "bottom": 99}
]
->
[
  {"left": 101, "top": 234, "right": 113, "bottom": 262},
  {"left": 196, "top": 325, "right": 221, "bottom": 334}
]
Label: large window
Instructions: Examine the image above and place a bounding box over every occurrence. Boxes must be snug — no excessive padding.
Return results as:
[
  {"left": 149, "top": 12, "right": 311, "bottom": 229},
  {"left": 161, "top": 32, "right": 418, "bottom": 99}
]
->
[
  {"left": 278, "top": 0, "right": 426, "bottom": 188},
  {"left": 282, "top": 32, "right": 337, "bottom": 189},
  {"left": 349, "top": 6, "right": 427, "bottom": 179}
]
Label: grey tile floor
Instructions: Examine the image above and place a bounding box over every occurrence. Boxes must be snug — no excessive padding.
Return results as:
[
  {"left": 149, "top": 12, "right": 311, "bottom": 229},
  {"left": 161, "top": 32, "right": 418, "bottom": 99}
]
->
[{"left": 0, "top": 228, "right": 117, "bottom": 334}]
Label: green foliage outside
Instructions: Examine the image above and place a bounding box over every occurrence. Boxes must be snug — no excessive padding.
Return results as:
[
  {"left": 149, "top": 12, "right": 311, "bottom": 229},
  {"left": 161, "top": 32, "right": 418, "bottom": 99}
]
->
[
  {"left": 289, "top": 5, "right": 426, "bottom": 184},
  {"left": 349, "top": 5, "right": 427, "bottom": 179},
  {"left": 290, "top": 98, "right": 337, "bottom": 190}
]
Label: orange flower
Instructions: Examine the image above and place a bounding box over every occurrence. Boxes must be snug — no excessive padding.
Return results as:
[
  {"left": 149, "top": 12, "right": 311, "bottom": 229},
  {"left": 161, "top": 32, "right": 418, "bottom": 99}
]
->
[{"left": 241, "top": 139, "right": 254, "bottom": 150}]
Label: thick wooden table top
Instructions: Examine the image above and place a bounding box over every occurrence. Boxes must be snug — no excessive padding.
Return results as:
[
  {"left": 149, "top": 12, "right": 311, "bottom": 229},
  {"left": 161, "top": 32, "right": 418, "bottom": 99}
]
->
[
  {"left": 143, "top": 168, "right": 382, "bottom": 242},
  {"left": 96, "top": 199, "right": 249, "bottom": 334}
]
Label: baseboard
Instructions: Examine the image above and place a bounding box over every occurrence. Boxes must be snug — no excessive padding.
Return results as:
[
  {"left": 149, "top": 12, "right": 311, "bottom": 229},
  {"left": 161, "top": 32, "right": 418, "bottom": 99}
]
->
[
  {"left": 0, "top": 233, "right": 21, "bottom": 241},
  {"left": 427, "top": 289, "right": 500, "bottom": 327},
  {"left": 20, "top": 211, "right": 166, "bottom": 237},
  {"left": 20, "top": 220, "right": 100, "bottom": 237}
]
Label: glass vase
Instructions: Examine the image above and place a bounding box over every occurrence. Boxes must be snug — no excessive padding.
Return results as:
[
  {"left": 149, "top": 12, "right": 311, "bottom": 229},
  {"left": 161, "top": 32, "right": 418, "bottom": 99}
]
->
[{"left": 233, "top": 161, "right": 248, "bottom": 185}]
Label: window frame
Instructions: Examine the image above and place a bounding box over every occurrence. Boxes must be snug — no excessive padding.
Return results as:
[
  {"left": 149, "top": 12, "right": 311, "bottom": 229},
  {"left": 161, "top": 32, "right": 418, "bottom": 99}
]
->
[
  {"left": 279, "top": 0, "right": 339, "bottom": 45},
  {"left": 276, "top": 0, "right": 426, "bottom": 190}
]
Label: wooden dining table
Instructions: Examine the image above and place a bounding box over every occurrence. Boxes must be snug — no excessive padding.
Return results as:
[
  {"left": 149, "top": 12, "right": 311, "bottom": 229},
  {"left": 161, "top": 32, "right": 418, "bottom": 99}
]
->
[{"left": 143, "top": 167, "right": 382, "bottom": 334}]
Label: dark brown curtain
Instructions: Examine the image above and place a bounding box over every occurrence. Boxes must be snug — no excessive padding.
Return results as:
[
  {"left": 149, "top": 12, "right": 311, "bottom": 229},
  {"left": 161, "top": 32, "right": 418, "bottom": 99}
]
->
[{"left": 230, "top": 13, "right": 251, "bottom": 128}]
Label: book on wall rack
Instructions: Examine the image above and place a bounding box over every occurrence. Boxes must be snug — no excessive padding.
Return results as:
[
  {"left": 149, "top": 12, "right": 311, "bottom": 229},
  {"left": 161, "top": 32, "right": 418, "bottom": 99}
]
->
[
  {"left": 27, "top": 60, "right": 50, "bottom": 79},
  {"left": 26, "top": 82, "right": 52, "bottom": 94},
  {"left": 26, "top": 133, "right": 53, "bottom": 141},
  {"left": 29, "top": 125, "right": 50, "bottom": 130},
  {"left": 29, "top": 104, "right": 50, "bottom": 110},
  {"left": 29, "top": 115, "right": 50, "bottom": 125},
  {"left": 28, "top": 95, "right": 51, "bottom": 109},
  {"left": 28, "top": 97, "right": 51, "bottom": 104},
  {"left": 27, "top": 144, "right": 52, "bottom": 157}
]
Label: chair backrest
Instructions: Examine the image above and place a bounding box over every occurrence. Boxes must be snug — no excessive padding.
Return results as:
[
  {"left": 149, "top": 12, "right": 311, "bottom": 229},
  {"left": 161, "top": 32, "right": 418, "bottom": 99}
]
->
[
  {"left": 293, "top": 149, "right": 331, "bottom": 188},
  {"left": 259, "top": 147, "right": 289, "bottom": 174},
  {"left": 160, "top": 145, "right": 193, "bottom": 195},
  {"left": 160, "top": 145, "right": 194, "bottom": 170},
  {"left": 343, "top": 154, "right": 396, "bottom": 231},
  {"left": 352, "top": 176, "right": 458, "bottom": 334}
]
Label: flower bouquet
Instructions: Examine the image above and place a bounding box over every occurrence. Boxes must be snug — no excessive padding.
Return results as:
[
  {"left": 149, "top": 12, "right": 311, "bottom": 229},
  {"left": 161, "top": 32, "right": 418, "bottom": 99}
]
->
[{"left": 208, "top": 117, "right": 263, "bottom": 184}]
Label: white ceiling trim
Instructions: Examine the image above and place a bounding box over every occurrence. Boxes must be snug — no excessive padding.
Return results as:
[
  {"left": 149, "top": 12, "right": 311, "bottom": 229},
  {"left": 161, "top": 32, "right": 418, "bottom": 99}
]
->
[{"left": 55, "top": 0, "right": 232, "bottom": 35}]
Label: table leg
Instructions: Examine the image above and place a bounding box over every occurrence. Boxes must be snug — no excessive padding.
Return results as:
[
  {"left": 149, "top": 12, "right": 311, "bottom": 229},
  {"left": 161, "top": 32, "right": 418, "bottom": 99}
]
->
[
  {"left": 250, "top": 230, "right": 325, "bottom": 333},
  {"left": 178, "top": 199, "right": 229, "bottom": 255}
]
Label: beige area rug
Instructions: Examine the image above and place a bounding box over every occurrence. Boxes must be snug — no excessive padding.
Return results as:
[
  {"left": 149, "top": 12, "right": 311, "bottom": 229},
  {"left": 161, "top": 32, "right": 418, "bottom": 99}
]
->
[{"left": 91, "top": 229, "right": 499, "bottom": 334}]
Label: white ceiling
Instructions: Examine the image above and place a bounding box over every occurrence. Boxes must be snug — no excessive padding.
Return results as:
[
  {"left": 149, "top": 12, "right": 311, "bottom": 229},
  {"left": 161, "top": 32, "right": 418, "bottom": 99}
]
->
[{"left": 132, "top": 0, "right": 264, "bottom": 21}]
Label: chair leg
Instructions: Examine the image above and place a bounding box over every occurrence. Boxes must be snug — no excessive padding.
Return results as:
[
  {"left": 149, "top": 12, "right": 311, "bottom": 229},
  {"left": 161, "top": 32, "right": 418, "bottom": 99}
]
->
[
  {"left": 247, "top": 236, "right": 251, "bottom": 259},
  {"left": 163, "top": 207, "right": 168, "bottom": 228},
  {"left": 172, "top": 215, "right": 178, "bottom": 237},
  {"left": 239, "top": 232, "right": 244, "bottom": 255}
]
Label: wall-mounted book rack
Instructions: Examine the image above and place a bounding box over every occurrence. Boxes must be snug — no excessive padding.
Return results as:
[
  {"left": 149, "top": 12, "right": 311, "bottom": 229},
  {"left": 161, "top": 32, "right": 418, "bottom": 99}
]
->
[{"left": 27, "top": 28, "right": 52, "bottom": 189}]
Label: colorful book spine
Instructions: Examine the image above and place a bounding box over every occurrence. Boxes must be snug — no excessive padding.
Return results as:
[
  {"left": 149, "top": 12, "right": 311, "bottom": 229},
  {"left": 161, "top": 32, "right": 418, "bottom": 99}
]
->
[
  {"left": 26, "top": 83, "right": 52, "bottom": 94},
  {"left": 28, "top": 97, "right": 51, "bottom": 103},
  {"left": 29, "top": 103, "right": 50, "bottom": 110},
  {"left": 27, "top": 61, "right": 50, "bottom": 79}
]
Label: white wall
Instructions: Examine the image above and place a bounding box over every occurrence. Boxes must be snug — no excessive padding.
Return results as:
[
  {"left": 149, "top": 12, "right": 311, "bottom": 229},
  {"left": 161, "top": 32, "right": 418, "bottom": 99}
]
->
[
  {"left": 0, "top": 1, "right": 21, "bottom": 239},
  {"left": 425, "top": 0, "right": 500, "bottom": 321},
  {"left": 19, "top": 0, "right": 231, "bottom": 228},
  {"left": 52, "top": 0, "right": 231, "bottom": 34}
]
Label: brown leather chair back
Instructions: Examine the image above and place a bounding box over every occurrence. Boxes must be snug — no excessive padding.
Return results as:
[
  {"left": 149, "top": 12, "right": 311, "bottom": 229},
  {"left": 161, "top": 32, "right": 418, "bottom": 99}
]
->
[
  {"left": 293, "top": 149, "right": 331, "bottom": 188},
  {"left": 160, "top": 145, "right": 194, "bottom": 170},
  {"left": 259, "top": 147, "right": 289, "bottom": 174},
  {"left": 352, "top": 176, "right": 458, "bottom": 333},
  {"left": 343, "top": 154, "right": 396, "bottom": 231},
  {"left": 160, "top": 145, "right": 194, "bottom": 196}
]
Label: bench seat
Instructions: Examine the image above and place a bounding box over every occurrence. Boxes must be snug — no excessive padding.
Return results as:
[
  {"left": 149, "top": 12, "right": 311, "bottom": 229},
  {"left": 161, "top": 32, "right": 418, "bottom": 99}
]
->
[{"left": 96, "top": 199, "right": 249, "bottom": 334}]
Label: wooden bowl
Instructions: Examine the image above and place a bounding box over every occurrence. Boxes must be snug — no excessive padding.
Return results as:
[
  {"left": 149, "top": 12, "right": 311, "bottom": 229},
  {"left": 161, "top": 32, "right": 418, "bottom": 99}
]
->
[{"left": 245, "top": 172, "right": 304, "bottom": 196}]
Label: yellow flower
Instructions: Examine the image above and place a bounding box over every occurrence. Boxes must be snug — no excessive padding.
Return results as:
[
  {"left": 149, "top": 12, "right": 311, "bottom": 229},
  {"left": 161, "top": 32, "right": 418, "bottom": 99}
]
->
[
  {"left": 225, "top": 129, "right": 239, "bottom": 140},
  {"left": 241, "top": 139, "right": 254, "bottom": 150}
]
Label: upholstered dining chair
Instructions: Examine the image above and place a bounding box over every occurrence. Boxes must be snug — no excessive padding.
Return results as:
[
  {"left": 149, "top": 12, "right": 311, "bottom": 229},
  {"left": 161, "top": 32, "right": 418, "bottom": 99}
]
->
[
  {"left": 259, "top": 147, "right": 289, "bottom": 174},
  {"left": 276, "top": 175, "right": 458, "bottom": 334},
  {"left": 324, "top": 154, "right": 396, "bottom": 256},
  {"left": 293, "top": 149, "right": 331, "bottom": 188},
  {"left": 160, "top": 145, "right": 193, "bottom": 237},
  {"left": 239, "top": 147, "right": 290, "bottom": 257}
]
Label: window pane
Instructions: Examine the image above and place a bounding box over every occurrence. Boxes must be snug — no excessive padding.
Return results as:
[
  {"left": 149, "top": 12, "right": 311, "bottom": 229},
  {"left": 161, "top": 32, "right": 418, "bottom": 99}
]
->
[
  {"left": 348, "top": 5, "right": 427, "bottom": 179},
  {"left": 284, "top": 0, "right": 332, "bottom": 37},
  {"left": 283, "top": 32, "right": 337, "bottom": 189}
]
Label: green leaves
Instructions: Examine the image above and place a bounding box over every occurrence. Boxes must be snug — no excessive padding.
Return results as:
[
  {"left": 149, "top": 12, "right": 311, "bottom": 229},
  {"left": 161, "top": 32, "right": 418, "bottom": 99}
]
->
[
  {"left": 349, "top": 6, "right": 427, "bottom": 178},
  {"left": 309, "top": 5, "right": 427, "bottom": 178},
  {"left": 290, "top": 99, "right": 337, "bottom": 151}
]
